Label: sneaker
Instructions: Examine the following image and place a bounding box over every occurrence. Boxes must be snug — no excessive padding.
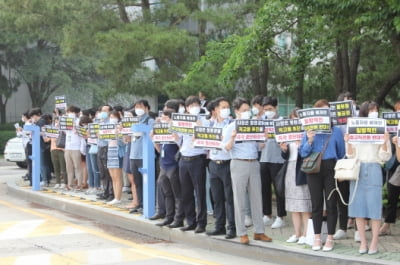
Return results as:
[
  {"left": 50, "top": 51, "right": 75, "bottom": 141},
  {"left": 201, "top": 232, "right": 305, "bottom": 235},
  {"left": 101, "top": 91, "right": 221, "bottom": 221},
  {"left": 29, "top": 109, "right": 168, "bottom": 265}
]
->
[
  {"left": 107, "top": 199, "right": 121, "bottom": 205},
  {"left": 271, "top": 217, "right": 285, "bottom": 229},
  {"left": 333, "top": 229, "right": 347, "bottom": 240},
  {"left": 85, "top": 188, "right": 93, "bottom": 195},
  {"left": 245, "top": 215, "right": 253, "bottom": 227},
  {"left": 286, "top": 235, "right": 299, "bottom": 243},
  {"left": 354, "top": 231, "right": 360, "bottom": 242},
  {"left": 297, "top": 236, "right": 307, "bottom": 245},
  {"left": 263, "top": 215, "right": 273, "bottom": 226},
  {"left": 40, "top": 181, "right": 46, "bottom": 187},
  {"left": 53, "top": 184, "right": 60, "bottom": 189},
  {"left": 122, "top": 186, "right": 130, "bottom": 193},
  {"left": 59, "top": 184, "right": 66, "bottom": 189}
]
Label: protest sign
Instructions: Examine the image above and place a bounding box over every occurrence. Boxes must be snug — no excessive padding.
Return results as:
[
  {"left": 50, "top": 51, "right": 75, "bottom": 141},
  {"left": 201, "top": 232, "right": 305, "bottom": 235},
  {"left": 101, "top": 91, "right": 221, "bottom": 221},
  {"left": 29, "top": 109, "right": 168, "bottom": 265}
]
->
[
  {"left": 55, "top": 95, "right": 67, "bottom": 109},
  {"left": 297, "top": 108, "right": 331, "bottom": 133},
  {"left": 382, "top": 112, "right": 400, "bottom": 133},
  {"left": 274, "top": 119, "right": 304, "bottom": 143},
  {"left": 99, "top": 124, "right": 117, "bottom": 140},
  {"left": 347, "top": 118, "right": 386, "bottom": 144},
  {"left": 152, "top": 122, "right": 175, "bottom": 144},
  {"left": 235, "top": 119, "right": 265, "bottom": 142},
  {"left": 59, "top": 116, "right": 74, "bottom": 131},
  {"left": 77, "top": 125, "right": 88, "bottom": 138},
  {"left": 121, "top": 117, "right": 140, "bottom": 134},
  {"left": 263, "top": 120, "right": 275, "bottom": 139},
  {"left": 170, "top": 114, "right": 198, "bottom": 135},
  {"left": 193, "top": 126, "right": 223, "bottom": 149},
  {"left": 329, "top": 100, "right": 354, "bottom": 126},
  {"left": 42, "top": 126, "right": 60, "bottom": 138}
]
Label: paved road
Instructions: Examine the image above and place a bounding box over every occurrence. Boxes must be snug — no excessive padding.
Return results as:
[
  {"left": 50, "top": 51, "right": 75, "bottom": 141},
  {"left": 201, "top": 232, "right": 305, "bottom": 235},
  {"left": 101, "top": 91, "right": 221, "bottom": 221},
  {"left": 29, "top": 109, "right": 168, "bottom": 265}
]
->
[{"left": 0, "top": 165, "right": 273, "bottom": 265}]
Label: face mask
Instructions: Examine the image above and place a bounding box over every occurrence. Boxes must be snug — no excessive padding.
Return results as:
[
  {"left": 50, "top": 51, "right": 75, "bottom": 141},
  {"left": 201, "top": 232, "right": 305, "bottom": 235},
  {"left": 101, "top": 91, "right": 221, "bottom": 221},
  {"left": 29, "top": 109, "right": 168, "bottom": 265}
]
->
[
  {"left": 109, "top": 118, "right": 118, "bottom": 124},
  {"left": 251, "top": 107, "right": 259, "bottom": 116},
  {"left": 178, "top": 106, "right": 186, "bottom": 114},
  {"left": 189, "top": 106, "right": 200, "bottom": 115},
  {"left": 100, "top": 112, "right": 108, "bottom": 120},
  {"left": 67, "top": 113, "right": 75, "bottom": 118},
  {"left": 220, "top": 108, "right": 230, "bottom": 119},
  {"left": 240, "top": 111, "right": 251, "bottom": 119},
  {"left": 264, "top": 111, "right": 275, "bottom": 119},
  {"left": 368, "top": 112, "right": 379, "bottom": 119},
  {"left": 135, "top": 108, "right": 145, "bottom": 116}
]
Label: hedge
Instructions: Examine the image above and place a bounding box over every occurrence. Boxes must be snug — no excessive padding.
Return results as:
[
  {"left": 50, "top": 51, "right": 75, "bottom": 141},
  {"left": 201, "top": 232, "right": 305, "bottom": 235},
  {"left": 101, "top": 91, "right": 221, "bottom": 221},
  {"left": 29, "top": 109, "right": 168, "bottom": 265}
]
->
[{"left": 0, "top": 123, "right": 18, "bottom": 154}]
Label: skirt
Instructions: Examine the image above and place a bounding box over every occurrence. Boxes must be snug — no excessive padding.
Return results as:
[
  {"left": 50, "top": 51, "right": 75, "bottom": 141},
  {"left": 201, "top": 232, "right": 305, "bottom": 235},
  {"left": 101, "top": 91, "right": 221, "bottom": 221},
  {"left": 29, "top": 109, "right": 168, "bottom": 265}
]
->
[
  {"left": 349, "top": 162, "right": 382, "bottom": 220},
  {"left": 285, "top": 160, "right": 312, "bottom": 212}
]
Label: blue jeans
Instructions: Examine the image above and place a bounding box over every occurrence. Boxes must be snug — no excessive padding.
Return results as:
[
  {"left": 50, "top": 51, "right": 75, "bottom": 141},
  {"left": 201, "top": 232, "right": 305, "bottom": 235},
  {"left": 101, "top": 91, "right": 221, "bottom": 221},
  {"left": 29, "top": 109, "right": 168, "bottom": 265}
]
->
[{"left": 87, "top": 147, "right": 100, "bottom": 188}]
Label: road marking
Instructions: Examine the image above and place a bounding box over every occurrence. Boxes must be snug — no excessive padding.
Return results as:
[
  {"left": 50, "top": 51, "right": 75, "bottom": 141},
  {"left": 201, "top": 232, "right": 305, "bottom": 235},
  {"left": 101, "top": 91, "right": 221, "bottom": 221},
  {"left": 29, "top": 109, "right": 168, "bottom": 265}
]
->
[{"left": 0, "top": 200, "right": 221, "bottom": 265}]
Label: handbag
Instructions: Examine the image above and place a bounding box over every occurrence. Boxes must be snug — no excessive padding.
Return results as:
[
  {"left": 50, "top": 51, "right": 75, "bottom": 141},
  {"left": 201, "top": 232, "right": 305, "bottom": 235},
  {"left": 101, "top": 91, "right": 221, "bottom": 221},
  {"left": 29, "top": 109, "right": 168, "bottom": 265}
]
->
[
  {"left": 334, "top": 158, "right": 360, "bottom": 181},
  {"left": 56, "top": 131, "right": 66, "bottom": 148},
  {"left": 328, "top": 156, "right": 361, "bottom": 206},
  {"left": 388, "top": 165, "right": 400, "bottom": 186},
  {"left": 301, "top": 134, "right": 331, "bottom": 174}
]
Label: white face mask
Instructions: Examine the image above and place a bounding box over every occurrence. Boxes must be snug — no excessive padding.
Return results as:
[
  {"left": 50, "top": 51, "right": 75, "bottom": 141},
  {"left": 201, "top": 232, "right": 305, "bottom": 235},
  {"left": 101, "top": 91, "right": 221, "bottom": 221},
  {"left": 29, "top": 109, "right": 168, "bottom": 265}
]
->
[
  {"left": 109, "top": 118, "right": 118, "bottom": 124},
  {"left": 251, "top": 107, "right": 259, "bottom": 116},
  {"left": 178, "top": 106, "right": 186, "bottom": 114},
  {"left": 368, "top": 112, "right": 379, "bottom": 119},
  {"left": 219, "top": 108, "right": 230, "bottom": 119},
  {"left": 67, "top": 113, "right": 75, "bottom": 118},
  {"left": 240, "top": 111, "right": 251, "bottom": 119},
  {"left": 189, "top": 106, "right": 201, "bottom": 115},
  {"left": 264, "top": 111, "right": 275, "bottom": 119},
  {"left": 135, "top": 108, "right": 145, "bottom": 116}
]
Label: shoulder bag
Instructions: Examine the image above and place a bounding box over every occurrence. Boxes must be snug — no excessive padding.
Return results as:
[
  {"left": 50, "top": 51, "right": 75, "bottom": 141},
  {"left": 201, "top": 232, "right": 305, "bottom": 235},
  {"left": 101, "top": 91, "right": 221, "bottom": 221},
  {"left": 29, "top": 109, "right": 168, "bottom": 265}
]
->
[{"left": 301, "top": 134, "right": 331, "bottom": 174}]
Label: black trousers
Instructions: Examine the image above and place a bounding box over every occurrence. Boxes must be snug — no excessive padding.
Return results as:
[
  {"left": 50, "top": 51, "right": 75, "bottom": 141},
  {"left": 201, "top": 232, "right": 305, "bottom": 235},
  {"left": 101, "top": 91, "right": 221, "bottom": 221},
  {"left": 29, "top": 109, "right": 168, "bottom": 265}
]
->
[
  {"left": 130, "top": 159, "right": 143, "bottom": 207},
  {"left": 179, "top": 155, "right": 207, "bottom": 228},
  {"left": 98, "top": 146, "right": 113, "bottom": 198},
  {"left": 158, "top": 166, "right": 184, "bottom": 222},
  {"left": 385, "top": 182, "right": 400, "bottom": 223},
  {"left": 260, "top": 162, "right": 286, "bottom": 217},
  {"left": 209, "top": 160, "right": 235, "bottom": 231},
  {"left": 337, "top": 180, "right": 349, "bottom": 231},
  {"left": 307, "top": 159, "right": 338, "bottom": 235}
]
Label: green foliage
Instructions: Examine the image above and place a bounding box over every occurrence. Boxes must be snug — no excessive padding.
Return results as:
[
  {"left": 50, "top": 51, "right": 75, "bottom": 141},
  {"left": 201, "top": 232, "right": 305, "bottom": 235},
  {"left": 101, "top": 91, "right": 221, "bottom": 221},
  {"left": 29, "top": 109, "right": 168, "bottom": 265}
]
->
[{"left": 0, "top": 129, "right": 16, "bottom": 154}]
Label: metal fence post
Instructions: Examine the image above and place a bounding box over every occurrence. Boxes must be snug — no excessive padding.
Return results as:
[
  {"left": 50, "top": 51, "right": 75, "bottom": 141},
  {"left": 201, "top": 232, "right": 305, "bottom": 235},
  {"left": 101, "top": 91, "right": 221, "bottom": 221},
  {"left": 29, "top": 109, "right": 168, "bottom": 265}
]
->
[
  {"left": 132, "top": 124, "right": 155, "bottom": 219},
  {"left": 24, "top": 125, "right": 41, "bottom": 191}
]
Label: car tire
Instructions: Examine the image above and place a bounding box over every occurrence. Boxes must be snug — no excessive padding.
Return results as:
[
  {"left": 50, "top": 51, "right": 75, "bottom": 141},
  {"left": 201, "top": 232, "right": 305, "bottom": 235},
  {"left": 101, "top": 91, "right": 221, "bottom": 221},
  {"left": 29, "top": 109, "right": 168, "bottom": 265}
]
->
[{"left": 16, "top": 162, "right": 27, "bottom": 169}]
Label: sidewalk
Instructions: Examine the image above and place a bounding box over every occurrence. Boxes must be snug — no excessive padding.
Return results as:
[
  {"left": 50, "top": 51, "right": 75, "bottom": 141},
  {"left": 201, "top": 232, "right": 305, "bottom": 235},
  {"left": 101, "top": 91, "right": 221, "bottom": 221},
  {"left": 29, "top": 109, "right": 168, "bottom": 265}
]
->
[{"left": 7, "top": 179, "right": 400, "bottom": 265}]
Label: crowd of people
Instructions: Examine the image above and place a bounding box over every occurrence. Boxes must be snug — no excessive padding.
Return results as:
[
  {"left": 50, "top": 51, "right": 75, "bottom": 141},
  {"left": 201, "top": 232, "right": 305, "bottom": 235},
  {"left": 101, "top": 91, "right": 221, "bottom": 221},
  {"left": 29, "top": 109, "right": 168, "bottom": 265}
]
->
[{"left": 16, "top": 92, "right": 400, "bottom": 254}]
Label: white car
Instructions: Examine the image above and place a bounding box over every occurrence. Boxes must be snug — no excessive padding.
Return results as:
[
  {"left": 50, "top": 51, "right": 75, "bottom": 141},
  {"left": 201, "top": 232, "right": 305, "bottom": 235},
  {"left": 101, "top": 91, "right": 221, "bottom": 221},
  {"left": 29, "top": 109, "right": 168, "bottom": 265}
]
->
[{"left": 4, "top": 137, "right": 27, "bottom": 168}]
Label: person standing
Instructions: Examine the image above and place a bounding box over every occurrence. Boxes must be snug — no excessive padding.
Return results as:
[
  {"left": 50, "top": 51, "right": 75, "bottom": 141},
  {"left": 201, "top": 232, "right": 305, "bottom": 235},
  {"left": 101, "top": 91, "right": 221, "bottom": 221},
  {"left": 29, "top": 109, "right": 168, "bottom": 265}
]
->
[
  {"left": 206, "top": 97, "right": 236, "bottom": 239},
  {"left": 223, "top": 97, "right": 272, "bottom": 244},
  {"left": 299, "top": 99, "right": 345, "bottom": 252},
  {"left": 346, "top": 101, "right": 391, "bottom": 255}
]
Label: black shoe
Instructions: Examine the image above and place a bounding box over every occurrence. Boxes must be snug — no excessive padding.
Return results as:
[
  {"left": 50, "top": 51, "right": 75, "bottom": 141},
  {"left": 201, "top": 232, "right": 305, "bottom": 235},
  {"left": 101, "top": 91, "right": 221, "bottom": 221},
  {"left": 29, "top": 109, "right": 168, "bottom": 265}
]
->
[
  {"left": 180, "top": 224, "right": 196, "bottom": 231},
  {"left": 149, "top": 213, "right": 165, "bottom": 221},
  {"left": 97, "top": 194, "right": 107, "bottom": 200},
  {"left": 129, "top": 206, "right": 143, "bottom": 214},
  {"left": 194, "top": 226, "right": 206, "bottom": 233},
  {"left": 105, "top": 196, "right": 114, "bottom": 202},
  {"left": 225, "top": 230, "right": 236, "bottom": 239},
  {"left": 206, "top": 228, "right": 226, "bottom": 236},
  {"left": 156, "top": 219, "right": 173, "bottom": 227},
  {"left": 168, "top": 221, "right": 184, "bottom": 228}
]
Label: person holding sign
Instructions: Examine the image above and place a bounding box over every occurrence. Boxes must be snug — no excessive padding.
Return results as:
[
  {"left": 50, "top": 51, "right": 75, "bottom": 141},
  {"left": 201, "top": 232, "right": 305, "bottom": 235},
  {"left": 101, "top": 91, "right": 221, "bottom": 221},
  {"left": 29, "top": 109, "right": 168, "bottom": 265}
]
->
[
  {"left": 206, "top": 97, "right": 236, "bottom": 239},
  {"left": 176, "top": 96, "right": 209, "bottom": 233},
  {"left": 345, "top": 101, "right": 391, "bottom": 255},
  {"left": 259, "top": 96, "right": 287, "bottom": 229},
  {"left": 152, "top": 109, "right": 184, "bottom": 227},
  {"left": 380, "top": 101, "right": 400, "bottom": 236},
  {"left": 223, "top": 97, "right": 272, "bottom": 245},
  {"left": 299, "top": 99, "right": 345, "bottom": 252}
]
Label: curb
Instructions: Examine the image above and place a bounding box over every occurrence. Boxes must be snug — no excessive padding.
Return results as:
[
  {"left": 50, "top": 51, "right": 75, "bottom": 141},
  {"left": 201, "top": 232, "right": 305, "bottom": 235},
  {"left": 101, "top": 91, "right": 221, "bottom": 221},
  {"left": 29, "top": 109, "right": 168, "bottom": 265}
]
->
[{"left": 7, "top": 182, "right": 397, "bottom": 265}]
